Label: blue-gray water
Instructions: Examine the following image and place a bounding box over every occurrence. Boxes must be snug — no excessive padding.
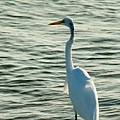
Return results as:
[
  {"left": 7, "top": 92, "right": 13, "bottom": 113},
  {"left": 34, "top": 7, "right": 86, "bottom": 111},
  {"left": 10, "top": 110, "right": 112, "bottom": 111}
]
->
[{"left": 0, "top": 0, "right": 120, "bottom": 120}]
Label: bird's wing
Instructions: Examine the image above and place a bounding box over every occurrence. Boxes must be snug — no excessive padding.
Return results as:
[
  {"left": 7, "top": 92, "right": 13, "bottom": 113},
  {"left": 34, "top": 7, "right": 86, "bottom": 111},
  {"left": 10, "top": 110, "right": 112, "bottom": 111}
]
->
[{"left": 69, "top": 68, "right": 99, "bottom": 119}]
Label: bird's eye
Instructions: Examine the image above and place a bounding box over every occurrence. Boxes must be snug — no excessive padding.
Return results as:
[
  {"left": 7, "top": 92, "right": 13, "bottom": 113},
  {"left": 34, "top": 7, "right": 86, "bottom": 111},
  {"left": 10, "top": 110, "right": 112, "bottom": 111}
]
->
[{"left": 62, "top": 19, "right": 65, "bottom": 23}]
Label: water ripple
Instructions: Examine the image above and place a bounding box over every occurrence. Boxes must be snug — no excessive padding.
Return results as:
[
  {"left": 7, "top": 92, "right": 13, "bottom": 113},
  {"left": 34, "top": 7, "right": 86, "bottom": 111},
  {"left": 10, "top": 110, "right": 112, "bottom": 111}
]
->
[{"left": 0, "top": 0, "right": 120, "bottom": 119}]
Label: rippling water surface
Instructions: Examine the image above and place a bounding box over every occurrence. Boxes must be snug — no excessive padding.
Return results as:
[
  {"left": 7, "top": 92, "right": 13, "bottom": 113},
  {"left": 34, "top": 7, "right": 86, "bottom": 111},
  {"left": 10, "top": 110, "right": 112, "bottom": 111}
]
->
[{"left": 0, "top": 0, "right": 120, "bottom": 120}]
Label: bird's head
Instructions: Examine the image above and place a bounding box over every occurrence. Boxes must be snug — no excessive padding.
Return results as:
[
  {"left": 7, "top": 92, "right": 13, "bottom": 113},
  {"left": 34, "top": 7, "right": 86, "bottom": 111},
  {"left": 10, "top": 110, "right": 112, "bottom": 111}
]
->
[{"left": 48, "top": 17, "right": 74, "bottom": 31}]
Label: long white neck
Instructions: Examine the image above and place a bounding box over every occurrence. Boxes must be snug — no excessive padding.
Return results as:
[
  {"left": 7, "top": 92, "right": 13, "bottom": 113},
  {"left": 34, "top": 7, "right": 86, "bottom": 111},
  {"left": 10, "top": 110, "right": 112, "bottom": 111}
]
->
[{"left": 65, "top": 27, "right": 74, "bottom": 76}]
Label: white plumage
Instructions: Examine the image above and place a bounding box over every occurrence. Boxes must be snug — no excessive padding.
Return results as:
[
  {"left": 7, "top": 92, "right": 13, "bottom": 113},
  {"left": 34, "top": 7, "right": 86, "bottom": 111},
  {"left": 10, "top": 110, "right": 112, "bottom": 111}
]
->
[{"left": 48, "top": 17, "right": 99, "bottom": 120}]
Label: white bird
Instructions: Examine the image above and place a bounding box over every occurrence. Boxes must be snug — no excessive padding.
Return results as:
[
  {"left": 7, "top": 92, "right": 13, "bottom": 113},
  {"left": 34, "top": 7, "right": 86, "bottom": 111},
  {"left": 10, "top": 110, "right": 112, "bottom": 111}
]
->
[{"left": 48, "top": 17, "right": 99, "bottom": 120}]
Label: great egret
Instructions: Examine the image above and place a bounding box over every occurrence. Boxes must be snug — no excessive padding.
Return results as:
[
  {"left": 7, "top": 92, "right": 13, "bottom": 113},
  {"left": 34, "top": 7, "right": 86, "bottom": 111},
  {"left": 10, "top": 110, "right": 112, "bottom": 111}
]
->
[{"left": 48, "top": 17, "right": 99, "bottom": 120}]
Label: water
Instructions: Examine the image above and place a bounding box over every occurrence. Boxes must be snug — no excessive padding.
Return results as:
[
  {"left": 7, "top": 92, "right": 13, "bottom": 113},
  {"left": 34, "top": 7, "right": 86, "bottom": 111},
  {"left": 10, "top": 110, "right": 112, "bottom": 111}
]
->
[{"left": 0, "top": 0, "right": 120, "bottom": 119}]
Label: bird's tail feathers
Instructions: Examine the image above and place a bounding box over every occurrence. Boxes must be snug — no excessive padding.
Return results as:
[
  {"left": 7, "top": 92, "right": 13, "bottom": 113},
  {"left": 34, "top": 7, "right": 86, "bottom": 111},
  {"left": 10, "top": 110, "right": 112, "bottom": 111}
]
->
[{"left": 63, "top": 80, "right": 69, "bottom": 94}]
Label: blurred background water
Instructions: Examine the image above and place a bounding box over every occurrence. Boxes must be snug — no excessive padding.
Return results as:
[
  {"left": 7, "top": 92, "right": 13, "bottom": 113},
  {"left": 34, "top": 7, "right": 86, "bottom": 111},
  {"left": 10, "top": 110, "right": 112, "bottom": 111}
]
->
[{"left": 0, "top": 0, "right": 120, "bottom": 120}]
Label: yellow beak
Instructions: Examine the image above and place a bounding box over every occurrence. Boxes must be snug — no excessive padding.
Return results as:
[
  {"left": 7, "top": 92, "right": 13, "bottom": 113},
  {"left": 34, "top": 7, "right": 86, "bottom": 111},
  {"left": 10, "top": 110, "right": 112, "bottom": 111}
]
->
[{"left": 48, "top": 20, "right": 63, "bottom": 25}]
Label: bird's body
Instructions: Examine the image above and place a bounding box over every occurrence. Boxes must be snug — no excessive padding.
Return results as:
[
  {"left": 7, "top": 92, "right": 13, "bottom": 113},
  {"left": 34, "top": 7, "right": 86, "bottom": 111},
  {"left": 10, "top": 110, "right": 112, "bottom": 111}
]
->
[
  {"left": 68, "top": 67, "right": 99, "bottom": 120},
  {"left": 48, "top": 17, "right": 99, "bottom": 120}
]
